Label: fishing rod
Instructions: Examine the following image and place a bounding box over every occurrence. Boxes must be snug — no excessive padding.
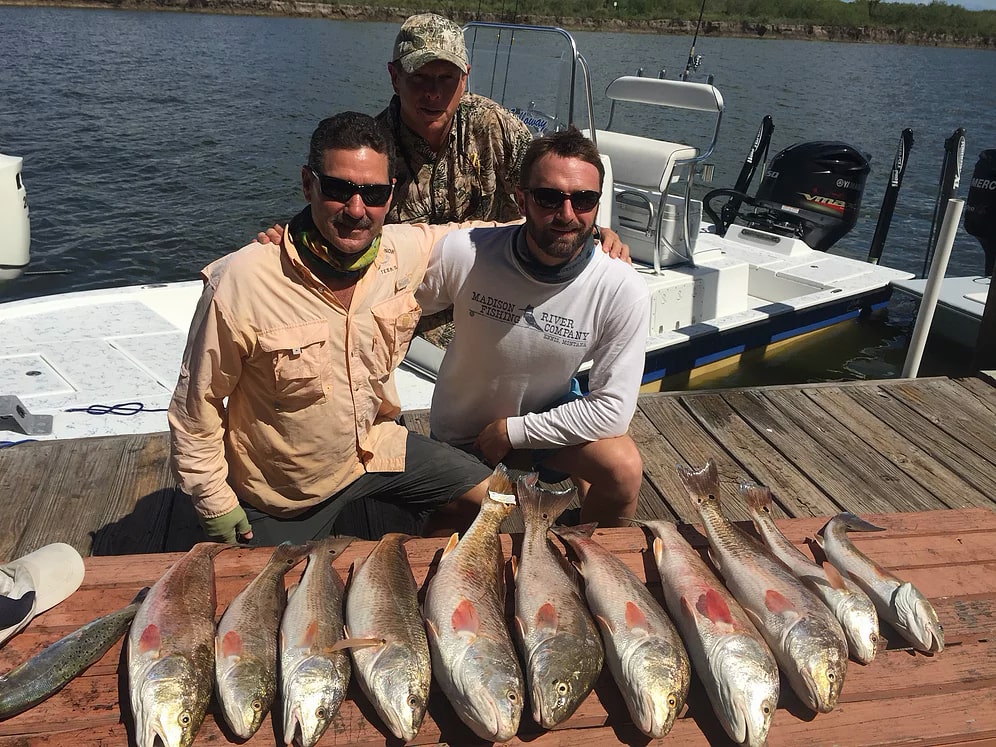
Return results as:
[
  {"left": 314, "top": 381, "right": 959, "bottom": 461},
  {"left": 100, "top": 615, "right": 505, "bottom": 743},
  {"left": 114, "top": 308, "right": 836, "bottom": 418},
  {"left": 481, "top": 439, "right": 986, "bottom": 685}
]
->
[
  {"left": 680, "top": 0, "right": 708, "bottom": 81},
  {"left": 867, "top": 127, "right": 914, "bottom": 265},
  {"left": 921, "top": 127, "right": 966, "bottom": 278}
]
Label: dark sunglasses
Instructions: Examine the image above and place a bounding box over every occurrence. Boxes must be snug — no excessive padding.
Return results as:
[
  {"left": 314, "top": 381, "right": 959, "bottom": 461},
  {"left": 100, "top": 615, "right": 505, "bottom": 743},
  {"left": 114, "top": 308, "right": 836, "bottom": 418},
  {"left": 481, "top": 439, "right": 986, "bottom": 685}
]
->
[
  {"left": 310, "top": 169, "right": 393, "bottom": 207},
  {"left": 526, "top": 187, "right": 600, "bottom": 213}
]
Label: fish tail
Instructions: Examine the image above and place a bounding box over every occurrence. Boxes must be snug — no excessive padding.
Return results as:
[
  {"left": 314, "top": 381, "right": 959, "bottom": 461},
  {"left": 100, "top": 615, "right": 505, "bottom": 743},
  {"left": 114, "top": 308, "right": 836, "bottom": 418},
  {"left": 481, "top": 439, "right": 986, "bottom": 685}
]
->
[
  {"left": 517, "top": 473, "right": 577, "bottom": 529},
  {"left": 270, "top": 541, "right": 315, "bottom": 568},
  {"left": 487, "top": 464, "right": 517, "bottom": 504},
  {"left": 550, "top": 522, "right": 597, "bottom": 541},
  {"left": 836, "top": 511, "right": 887, "bottom": 533},
  {"left": 130, "top": 587, "right": 152, "bottom": 606},
  {"left": 676, "top": 459, "right": 721, "bottom": 500},
  {"left": 740, "top": 483, "right": 773, "bottom": 513}
]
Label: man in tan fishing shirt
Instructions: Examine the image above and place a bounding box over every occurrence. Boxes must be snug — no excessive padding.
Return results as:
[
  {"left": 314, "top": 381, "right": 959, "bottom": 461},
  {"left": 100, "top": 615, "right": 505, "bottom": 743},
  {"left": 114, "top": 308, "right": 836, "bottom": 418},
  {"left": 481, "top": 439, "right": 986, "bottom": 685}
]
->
[{"left": 168, "top": 112, "right": 495, "bottom": 545}]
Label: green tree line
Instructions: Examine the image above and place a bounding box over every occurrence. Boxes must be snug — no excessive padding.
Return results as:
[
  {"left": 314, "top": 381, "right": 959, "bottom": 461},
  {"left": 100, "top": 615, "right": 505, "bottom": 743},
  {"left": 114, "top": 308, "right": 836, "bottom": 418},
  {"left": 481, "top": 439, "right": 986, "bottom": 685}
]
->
[{"left": 364, "top": 0, "right": 996, "bottom": 38}]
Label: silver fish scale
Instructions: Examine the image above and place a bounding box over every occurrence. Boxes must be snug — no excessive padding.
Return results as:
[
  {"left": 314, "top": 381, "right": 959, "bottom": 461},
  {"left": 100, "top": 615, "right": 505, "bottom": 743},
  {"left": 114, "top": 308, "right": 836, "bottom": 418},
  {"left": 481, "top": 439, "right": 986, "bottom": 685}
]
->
[
  {"left": 128, "top": 542, "right": 225, "bottom": 747},
  {"left": 423, "top": 493, "right": 523, "bottom": 742},
  {"left": 516, "top": 480, "right": 602, "bottom": 728},
  {"left": 346, "top": 534, "right": 430, "bottom": 742}
]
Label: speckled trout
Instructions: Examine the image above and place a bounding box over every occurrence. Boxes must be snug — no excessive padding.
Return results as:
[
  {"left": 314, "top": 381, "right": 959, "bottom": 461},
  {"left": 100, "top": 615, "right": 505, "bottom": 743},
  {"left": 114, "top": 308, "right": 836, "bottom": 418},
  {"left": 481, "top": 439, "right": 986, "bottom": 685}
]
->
[
  {"left": 0, "top": 588, "right": 149, "bottom": 720},
  {"left": 635, "top": 519, "right": 778, "bottom": 747},
  {"left": 344, "top": 533, "right": 431, "bottom": 743},
  {"left": 281, "top": 536, "right": 359, "bottom": 747},
  {"left": 216, "top": 542, "right": 311, "bottom": 739},
  {"left": 127, "top": 542, "right": 228, "bottom": 747},
  {"left": 423, "top": 465, "right": 523, "bottom": 743},
  {"left": 743, "top": 484, "right": 880, "bottom": 665},
  {"left": 817, "top": 512, "right": 944, "bottom": 654},
  {"left": 551, "top": 524, "right": 690, "bottom": 739},
  {"left": 514, "top": 474, "right": 603, "bottom": 729},
  {"left": 677, "top": 460, "right": 848, "bottom": 714}
]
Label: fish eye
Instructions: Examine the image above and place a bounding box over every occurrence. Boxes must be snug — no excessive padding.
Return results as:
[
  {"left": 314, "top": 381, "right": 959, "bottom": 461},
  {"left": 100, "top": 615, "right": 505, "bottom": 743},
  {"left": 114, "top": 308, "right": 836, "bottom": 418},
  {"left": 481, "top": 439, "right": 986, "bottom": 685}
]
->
[
  {"left": 316, "top": 706, "right": 328, "bottom": 719},
  {"left": 556, "top": 681, "right": 569, "bottom": 695},
  {"left": 179, "top": 711, "right": 191, "bottom": 726},
  {"left": 667, "top": 695, "right": 677, "bottom": 708},
  {"left": 763, "top": 705, "right": 771, "bottom": 715},
  {"left": 408, "top": 695, "right": 420, "bottom": 708},
  {"left": 507, "top": 690, "right": 518, "bottom": 702},
  {"left": 827, "top": 672, "right": 836, "bottom": 681},
  {"left": 251, "top": 698, "right": 263, "bottom": 713}
]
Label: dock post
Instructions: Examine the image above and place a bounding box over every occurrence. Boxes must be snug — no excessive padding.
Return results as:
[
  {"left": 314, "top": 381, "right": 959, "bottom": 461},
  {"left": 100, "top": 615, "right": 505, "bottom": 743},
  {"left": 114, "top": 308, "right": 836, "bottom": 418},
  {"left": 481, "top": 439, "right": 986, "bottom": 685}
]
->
[{"left": 902, "top": 198, "right": 964, "bottom": 378}]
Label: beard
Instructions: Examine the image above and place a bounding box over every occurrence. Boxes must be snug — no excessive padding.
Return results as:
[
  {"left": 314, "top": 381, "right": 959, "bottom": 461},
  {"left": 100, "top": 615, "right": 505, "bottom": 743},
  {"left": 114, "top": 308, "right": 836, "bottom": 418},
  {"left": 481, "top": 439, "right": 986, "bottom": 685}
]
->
[{"left": 525, "top": 219, "right": 595, "bottom": 263}]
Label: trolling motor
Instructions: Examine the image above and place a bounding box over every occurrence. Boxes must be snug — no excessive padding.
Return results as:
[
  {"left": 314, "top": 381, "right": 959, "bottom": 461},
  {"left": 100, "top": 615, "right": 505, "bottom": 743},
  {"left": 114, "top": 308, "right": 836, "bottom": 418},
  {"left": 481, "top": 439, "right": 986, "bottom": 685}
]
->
[
  {"left": 964, "top": 149, "right": 996, "bottom": 277},
  {"left": 704, "top": 139, "right": 870, "bottom": 252}
]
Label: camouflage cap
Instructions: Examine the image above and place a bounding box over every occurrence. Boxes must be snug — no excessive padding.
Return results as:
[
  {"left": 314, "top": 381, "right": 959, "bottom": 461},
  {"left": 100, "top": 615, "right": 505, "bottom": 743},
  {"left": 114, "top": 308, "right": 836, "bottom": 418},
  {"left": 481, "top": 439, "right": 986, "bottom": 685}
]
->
[{"left": 392, "top": 13, "right": 469, "bottom": 75}]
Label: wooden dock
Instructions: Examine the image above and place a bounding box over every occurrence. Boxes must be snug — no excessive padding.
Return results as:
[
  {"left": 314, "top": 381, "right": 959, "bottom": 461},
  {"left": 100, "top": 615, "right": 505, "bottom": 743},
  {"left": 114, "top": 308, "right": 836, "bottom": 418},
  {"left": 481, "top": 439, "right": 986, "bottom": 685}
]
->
[
  {"left": 0, "top": 374, "right": 994, "bottom": 745},
  {"left": 1, "top": 374, "right": 994, "bottom": 559},
  {"left": 1, "top": 509, "right": 994, "bottom": 746}
]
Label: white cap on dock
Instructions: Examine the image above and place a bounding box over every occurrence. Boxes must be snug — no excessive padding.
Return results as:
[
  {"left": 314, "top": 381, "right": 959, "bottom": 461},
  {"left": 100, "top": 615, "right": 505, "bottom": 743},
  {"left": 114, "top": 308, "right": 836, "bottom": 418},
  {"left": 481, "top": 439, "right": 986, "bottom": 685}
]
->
[{"left": 0, "top": 543, "right": 85, "bottom": 646}]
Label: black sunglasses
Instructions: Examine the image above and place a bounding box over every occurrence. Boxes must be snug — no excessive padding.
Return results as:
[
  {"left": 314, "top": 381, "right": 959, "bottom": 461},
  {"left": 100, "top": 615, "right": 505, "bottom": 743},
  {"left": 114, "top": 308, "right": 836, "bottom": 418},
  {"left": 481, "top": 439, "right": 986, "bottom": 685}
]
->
[
  {"left": 310, "top": 169, "right": 393, "bottom": 207},
  {"left": 526, "top": 187, "right": 600, "bottom": 213}
]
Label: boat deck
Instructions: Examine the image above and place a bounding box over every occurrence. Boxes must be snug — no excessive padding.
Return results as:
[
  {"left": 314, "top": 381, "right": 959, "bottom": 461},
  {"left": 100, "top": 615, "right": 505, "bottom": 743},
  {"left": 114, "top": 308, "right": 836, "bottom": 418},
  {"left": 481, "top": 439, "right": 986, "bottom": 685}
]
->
[{"left": 1, "top": 375, "right": 995, "bottom": 745}]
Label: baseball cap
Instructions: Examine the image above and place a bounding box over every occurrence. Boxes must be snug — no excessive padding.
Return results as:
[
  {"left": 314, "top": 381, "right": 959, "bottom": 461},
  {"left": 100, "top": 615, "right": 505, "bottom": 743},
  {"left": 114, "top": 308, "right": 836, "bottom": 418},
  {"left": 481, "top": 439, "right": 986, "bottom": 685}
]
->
[
  {"left": 392, "top": 13, "right": 469, "bottom": 75},
  {"left": 0, "top": 543, "right": 85, "bottom": 647}
]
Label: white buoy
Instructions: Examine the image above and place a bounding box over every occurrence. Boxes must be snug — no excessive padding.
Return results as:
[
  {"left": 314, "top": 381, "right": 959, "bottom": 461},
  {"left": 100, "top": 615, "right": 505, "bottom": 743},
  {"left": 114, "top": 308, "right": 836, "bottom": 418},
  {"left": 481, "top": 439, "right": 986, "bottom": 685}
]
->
[
  {"left": 0, "top": 153, "right": 30, "bottom": 284},
  {"left": 902, "top": 198, "right": 965, "bottom": 378}
]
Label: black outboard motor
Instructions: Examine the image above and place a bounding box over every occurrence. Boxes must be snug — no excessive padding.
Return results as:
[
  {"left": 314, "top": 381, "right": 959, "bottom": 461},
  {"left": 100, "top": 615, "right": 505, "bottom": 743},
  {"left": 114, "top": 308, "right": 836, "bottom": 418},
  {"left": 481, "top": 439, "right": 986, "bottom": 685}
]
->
[
  {"left": 745, "top": 141, "right": 870, "bottom": 251},
  {"left": 964, "top": 149, "right": 996, "bottom": 277}
]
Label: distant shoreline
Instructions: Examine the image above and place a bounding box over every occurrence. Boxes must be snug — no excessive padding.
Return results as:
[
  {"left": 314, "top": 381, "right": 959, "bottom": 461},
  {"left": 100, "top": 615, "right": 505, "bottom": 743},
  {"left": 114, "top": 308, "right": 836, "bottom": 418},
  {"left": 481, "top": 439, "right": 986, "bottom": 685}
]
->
[{"left": 3, "top": 0, "right": 995, "bottom": 49}]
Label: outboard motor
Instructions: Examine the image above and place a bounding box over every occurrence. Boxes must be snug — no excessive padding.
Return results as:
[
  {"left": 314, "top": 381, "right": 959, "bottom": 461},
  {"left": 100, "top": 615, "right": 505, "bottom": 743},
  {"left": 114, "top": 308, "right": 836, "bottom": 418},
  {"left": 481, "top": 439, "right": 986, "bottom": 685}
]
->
[
  {"left": 964, "top": 149, "right": 996, "bottom": 277},
  {"left": 745, "top": 141, "right": 870, "bottom": 251},
  {"left": 0, "top": 153, "right": 30, "bottom": 285}
]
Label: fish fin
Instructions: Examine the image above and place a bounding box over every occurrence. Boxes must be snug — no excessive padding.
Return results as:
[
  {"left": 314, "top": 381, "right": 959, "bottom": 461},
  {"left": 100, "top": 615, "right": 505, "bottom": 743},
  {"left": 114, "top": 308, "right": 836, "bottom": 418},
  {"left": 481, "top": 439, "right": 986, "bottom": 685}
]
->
[
  {"left": 221, "top": 629, "right": 243, "bottom": 658},
  {"left": 487, "top": 464, "right": 517, "bottom": 504},
  {"left": 518, "top": 473, "right": 576, "bottom": 528},
  {"left": 625, "top": 601, "right": 650, "bottom": 634},
  {"left": 515, "top": 615, "right": 527, "bottom": 640},
  {"left": 680, "top": 595, "right": 697, "bottom": 623},
  {"left": 496, "top": 553, "right": 507, "bottom": 605},
  {"left": 765, "top": 589, "right": 798, "bottom": 616},
  {"left": 441, "top": 532, "right": 460, "bottom": 559},
  {"left": 706, "top": 547, "right": 723, "bottom": 575},
  {"left": 451, "top": 598, "right": 481, "bottom": 635},
  {"left": 675, "top": 459, "right": 720, "bottom": 502},
  {"left": 136, "top": 623, "right": 161, "bottom": 655},
  {"left": 595, "top": 614, "right": 615, "bottom": 636},
  {"left": 822, "top": 561, "right": 849, "bottom": 591},
  {"left": 652, "top": 536, "right": 666, "bottom": 567},
  {"left": 286, "top": 582, "right": 300, "bottom": 603},
  {"left": 536, "top": 602, "right": 559, "bottom": 632},
  {"left": 740, "top": 483, "right": 773, "bottom": 514},
  {"left": 425, "top": 618, "right": 440, "bottom": 645},
  {"left": 697, "top": 589, "right": 737, "bottom": 627},
  {"left": 511, "top": 554, "right": 519, "bottom": 580},
  {"left": 330, "top": 637, "right": 384, "bottom": 652},
  {"left": 839, "top": 511, "right": 887, "bottom": 533}
]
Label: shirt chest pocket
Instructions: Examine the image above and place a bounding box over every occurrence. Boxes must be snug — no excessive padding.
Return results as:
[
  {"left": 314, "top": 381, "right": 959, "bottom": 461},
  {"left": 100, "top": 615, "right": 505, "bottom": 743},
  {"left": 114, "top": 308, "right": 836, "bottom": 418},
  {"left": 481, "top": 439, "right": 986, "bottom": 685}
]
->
[
  {"left": 258, "top": 321, "right": 330, "bottom": 410},
  {"left": 369, "top": 292, "right": 421, "bottom": 376}
]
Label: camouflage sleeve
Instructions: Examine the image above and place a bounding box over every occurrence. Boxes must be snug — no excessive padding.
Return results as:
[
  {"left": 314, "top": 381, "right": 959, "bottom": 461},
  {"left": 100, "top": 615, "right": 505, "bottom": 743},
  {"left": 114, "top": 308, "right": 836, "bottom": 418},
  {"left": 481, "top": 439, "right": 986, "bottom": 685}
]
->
[{"left": 491, "top": 107, "right": 532, "bottom": 223}]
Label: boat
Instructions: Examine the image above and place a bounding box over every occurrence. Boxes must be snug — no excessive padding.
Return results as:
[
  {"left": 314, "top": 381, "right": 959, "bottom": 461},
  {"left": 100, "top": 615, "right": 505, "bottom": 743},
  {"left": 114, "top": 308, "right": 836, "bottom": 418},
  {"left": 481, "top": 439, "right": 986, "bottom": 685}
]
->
[
  {"left": 1, "top": 22, "right": 916, "bottom": 443},
  {"left": 889, "top": 148, "right": 994, "bottom": 351}
]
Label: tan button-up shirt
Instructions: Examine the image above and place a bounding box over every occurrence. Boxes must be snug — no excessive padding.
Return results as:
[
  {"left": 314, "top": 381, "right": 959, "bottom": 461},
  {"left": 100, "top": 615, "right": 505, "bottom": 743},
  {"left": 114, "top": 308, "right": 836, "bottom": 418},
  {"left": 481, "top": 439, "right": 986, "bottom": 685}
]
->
[{"left": 168, "top": 222, "right": 464, "bottom": 520}]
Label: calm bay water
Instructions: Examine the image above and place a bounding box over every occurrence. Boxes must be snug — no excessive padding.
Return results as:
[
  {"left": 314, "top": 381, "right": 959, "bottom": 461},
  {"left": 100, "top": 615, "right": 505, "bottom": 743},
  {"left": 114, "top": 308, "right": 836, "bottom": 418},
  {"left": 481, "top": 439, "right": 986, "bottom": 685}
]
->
[{"left": 1, "top": 7, "right": 994, "bottom": 382}]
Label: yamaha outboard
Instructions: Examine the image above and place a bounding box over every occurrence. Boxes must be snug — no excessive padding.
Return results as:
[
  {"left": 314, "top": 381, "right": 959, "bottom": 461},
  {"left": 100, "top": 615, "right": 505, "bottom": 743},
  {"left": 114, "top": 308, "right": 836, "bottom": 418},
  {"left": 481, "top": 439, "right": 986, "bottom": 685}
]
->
[
  {"left": 964, "top": 149, "right": 996, "bottom": 277},
  {"left": 704, "top": 140, "right": 870, "bottom": 252}
]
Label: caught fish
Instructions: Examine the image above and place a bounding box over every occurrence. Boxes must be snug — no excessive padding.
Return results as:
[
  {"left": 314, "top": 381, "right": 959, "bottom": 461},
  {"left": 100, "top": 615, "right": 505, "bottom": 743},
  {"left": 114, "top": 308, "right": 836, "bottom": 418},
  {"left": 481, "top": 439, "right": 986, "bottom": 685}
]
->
[
  {"left": 423, "top": 465, "right": 524, "bottom": 743},
  {"left": 514, "top": 474, "right": 603, "bottom": 729},
  {"left": 743, "top": 485, "right": 880, "bottom": 664},
  {"left": 344, "top": 533, "right": 431, "bottom": 742},
  {"left": 677, "top": 460, "right": 848, "bottom": 714},
  {"left": 635, "top": 519, "right": 778, "bottom": 747},
  {"left": 128, "top": 542, "right": 228, "bottom": 747},
  {"left": 281, "top": 536, "right": 359, "bottom": 747},
  {"left": 216, "top": 542, "right": 311, "bottom": 740},
  {"left": 551, "top": 524, "right": 690, "bottom": 739},
  {"left": 817, "top": 512, "right": 944, "bottom": 653},
  {"left": 0, "top": 587, "right": 149, "bottom": 720}
]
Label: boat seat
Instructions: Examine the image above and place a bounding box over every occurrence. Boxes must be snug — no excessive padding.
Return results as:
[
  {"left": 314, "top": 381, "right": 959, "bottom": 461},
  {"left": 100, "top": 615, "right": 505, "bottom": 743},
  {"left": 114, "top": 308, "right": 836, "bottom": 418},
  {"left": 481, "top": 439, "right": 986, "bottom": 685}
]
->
[{"left": 593, "top": 130, "right": 697, "bottom": 193}]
